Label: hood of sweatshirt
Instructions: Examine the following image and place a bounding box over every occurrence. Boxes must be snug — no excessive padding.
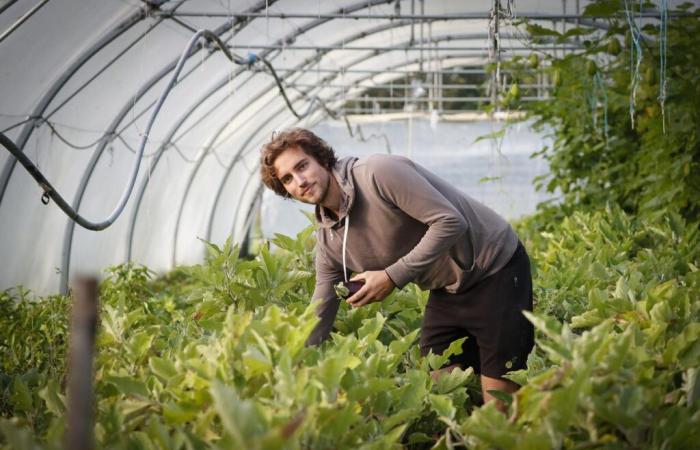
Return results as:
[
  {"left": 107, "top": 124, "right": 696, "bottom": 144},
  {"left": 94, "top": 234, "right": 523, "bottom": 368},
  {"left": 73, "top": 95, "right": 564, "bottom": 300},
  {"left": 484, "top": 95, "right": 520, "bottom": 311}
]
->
[{"left": 314, "top": 156, "right": 359, "bottom": 229}]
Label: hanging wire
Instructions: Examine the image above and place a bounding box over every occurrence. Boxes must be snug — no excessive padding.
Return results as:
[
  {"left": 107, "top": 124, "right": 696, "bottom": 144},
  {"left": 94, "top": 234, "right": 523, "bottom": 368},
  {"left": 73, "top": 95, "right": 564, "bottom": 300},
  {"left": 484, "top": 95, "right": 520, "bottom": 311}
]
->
[
  {"left": 623, "top": 0, "right": 643, "bottom": 129},
  {"left": 659, "top": 0, "right": 668, "bottom": 133},
  {"left": 0, "top": 116, "right": 34, "bottom": 134}
]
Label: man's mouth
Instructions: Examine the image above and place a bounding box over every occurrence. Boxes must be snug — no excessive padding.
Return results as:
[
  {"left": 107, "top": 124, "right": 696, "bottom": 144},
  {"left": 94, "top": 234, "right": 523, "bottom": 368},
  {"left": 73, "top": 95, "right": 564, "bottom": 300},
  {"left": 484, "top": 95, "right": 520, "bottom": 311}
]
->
[{"left": 302, "top": 183, "right": 314, "bottom": 196}]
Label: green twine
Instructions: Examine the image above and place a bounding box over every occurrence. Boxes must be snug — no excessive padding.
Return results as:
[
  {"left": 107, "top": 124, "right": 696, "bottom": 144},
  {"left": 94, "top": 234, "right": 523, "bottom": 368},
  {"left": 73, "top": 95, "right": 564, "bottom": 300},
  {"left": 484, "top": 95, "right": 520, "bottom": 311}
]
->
[
  {"left": 594, "top": 72, "right": 610, "bottom": 147},
  {"left": 584, "top": 67, "right": 609, "bottom": 148}
]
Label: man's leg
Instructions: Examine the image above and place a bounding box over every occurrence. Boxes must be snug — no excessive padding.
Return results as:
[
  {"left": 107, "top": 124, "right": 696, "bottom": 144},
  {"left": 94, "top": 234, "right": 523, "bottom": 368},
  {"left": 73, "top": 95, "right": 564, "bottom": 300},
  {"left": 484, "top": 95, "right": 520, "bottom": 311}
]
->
[{"left": 481, "top": 374, "right": 519, "bottom": 413}]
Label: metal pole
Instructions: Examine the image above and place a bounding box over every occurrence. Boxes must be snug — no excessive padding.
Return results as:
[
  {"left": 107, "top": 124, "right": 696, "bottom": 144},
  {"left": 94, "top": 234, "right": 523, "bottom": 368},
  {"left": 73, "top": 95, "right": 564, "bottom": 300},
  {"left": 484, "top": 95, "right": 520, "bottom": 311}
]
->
[
  {"left": 65, "top": 276, "right": 99, "bottom": 450},
  {"left": 225, "top": 44, "right": 578, "bottom": 51},
  {"left": 287, "top": 82, "right": 547, "bottom": 89},
  {"left": 0, "top": 0, "right": 50, "bottom": 45},
  {"left": 489, "top": 0, "right": 500, "bottom": 109}
]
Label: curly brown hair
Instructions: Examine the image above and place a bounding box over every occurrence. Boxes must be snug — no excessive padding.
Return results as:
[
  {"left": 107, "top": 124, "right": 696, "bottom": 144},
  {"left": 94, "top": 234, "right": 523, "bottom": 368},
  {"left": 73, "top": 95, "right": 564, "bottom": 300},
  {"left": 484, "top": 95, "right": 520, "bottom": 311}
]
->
[{"left": 260, "top": 128, "right": 337, "bottom": 198}]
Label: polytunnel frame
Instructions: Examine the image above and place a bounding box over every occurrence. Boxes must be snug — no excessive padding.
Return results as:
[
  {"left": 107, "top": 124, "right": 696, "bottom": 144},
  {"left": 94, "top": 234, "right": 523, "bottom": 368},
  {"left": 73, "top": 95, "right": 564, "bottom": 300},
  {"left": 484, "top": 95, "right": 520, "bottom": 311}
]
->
[{"left": 76, "top": 8, "right": 596, "bottom": 290}]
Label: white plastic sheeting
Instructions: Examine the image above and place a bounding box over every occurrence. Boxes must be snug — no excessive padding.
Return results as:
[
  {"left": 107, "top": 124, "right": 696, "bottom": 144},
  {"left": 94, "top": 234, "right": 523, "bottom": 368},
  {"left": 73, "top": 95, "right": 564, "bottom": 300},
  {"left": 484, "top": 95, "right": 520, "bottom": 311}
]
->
[{"left": 1, "top": 0, "right": 687, "bottom": 295}]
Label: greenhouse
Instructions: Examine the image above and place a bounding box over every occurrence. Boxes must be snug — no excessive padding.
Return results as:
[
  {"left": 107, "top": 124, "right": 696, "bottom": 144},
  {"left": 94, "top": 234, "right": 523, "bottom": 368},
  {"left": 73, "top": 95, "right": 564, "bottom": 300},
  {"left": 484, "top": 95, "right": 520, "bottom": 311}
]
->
[{"left": 1, "top": 0, "right": 699, "bottom": 448}]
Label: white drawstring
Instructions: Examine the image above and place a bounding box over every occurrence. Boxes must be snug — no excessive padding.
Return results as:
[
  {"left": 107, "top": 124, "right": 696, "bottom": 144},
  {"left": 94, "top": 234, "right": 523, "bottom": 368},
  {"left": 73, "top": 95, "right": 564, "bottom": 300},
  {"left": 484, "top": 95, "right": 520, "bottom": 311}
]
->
[{"left": 342, "top": 214, "right": 349, "bottom": 283}]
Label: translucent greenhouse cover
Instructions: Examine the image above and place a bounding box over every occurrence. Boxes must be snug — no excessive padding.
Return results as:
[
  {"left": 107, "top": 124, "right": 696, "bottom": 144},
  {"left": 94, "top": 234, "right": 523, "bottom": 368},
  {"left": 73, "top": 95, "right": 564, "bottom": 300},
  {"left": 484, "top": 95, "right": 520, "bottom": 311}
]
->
[{"left": 0, "top": 0, "right": 693, "bottom": 295}]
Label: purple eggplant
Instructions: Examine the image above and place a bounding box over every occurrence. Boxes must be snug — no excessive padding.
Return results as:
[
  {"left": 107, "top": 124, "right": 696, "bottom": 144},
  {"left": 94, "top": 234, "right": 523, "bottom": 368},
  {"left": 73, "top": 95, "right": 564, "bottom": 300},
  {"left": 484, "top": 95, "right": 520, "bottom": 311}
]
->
[{"left": 344, "top": 280, "right": 365, "bottom": 297}]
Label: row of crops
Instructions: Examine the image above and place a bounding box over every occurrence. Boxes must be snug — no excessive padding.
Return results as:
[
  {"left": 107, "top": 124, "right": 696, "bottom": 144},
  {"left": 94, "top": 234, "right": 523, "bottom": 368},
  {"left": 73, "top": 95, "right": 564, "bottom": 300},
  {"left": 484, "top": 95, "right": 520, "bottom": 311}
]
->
[
  {"left": 2, "top": 2, "right": 700, "bottom": 449},
  {"left": 1, "top": 204, "right": 698, "bottom": 449}
]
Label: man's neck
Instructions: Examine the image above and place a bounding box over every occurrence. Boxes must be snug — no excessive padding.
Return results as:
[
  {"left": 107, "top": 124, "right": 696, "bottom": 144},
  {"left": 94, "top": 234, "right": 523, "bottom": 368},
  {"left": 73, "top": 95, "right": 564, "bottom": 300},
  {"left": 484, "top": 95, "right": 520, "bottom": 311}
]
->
[{"left": 320, "top": 175, "right": 343, "bottom": 219}]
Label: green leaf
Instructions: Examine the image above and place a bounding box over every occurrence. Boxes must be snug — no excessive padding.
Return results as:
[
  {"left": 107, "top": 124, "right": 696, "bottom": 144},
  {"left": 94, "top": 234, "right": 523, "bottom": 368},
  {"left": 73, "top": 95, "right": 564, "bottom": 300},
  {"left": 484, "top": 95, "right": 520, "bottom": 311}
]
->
[
  {"left": 104, "top": 375, "right": 149, "bottom": 398},
  {"left": 38, "top": 379, "right": 65, "bottom": 416},
  {"left": 357, "top": 313, "right": 386, "bottom": 343},
  {"left": 583, "top": 0, "right": 620, "bottom": 17},
  {"left": 683, "top": 368, "right": 700, "bottom": 407},
  {"left": 428, "top": 337, "right": 467, "bottom": 370},
  {"left": 0, "top": 419, "right": 42, "bottom": 450},
  {"left": 163, "top": 402, "right": 199, "bottom": 425},
  {"left": 525, "top": 23, "right": 563, "bottom": 38},
  {"left": 388, "top": 329, "right": 419, "bottom": 356},
  {"left": 436, "top": 366, "right": 474, "bottom": 394},
  {"left": 429, "top": 394, "right": 456, "bottom": 420},
  {"left": 381, "top": 407, "right": 420, "bottom": 430},
  {"left": 127, "top": 330, "right": 154, "bottom": 361},
  {"left": 11, "top": 377, "right": 32, "bottom": 413},
  {"left": 478, "top": 176, "right": 503, "bottom": 184},
  {"left": 486, "top": 389, "right": 513, "bottom": 406},
  {"left": 149, "top": 356, "right": 177, "bottom": 381},
  {"left": 210, "top": 380, "right": 267, "bottom": 447}
]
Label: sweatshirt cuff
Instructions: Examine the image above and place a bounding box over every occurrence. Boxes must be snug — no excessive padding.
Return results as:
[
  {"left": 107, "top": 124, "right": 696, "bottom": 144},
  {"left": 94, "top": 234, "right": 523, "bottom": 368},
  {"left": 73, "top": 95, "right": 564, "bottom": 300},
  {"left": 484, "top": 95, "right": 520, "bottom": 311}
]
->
[{"left": 385, "top": 260, "right": 413, "bottom": 289}]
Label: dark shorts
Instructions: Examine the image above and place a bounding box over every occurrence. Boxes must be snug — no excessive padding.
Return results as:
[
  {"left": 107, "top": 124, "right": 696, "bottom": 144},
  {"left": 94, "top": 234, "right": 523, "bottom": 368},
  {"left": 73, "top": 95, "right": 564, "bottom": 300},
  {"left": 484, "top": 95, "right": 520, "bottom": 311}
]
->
[{"left": 419, "top": 241, "right": 534, "bottom": 379}]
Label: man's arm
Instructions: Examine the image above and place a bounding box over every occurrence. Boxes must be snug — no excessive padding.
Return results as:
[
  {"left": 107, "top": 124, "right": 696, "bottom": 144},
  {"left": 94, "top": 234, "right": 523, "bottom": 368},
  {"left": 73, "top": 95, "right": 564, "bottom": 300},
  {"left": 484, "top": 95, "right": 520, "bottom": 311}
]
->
[
  {"left": 371, "top": 155, "right": 469, "bottom": 289},
  {"left": 306, "top": 246, "right": 344, "bottom": 346}
]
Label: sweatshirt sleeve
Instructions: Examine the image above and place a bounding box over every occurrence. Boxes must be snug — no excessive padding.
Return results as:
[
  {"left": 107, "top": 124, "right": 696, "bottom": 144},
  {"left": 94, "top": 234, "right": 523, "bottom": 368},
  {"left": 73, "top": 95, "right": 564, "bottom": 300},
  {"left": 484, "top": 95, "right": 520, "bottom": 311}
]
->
[
  {"left": 371, "top": 156, "right": 468, "bottom": 289},
  {"left": 305, "top": 243, "right": 344, "bottom": 346}
]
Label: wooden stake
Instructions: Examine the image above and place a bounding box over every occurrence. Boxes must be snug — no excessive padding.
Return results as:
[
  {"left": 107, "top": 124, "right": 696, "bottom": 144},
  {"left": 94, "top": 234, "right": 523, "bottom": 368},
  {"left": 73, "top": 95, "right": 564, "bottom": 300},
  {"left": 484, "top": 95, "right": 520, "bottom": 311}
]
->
[{"left": 65, "top": 276, "right": 98, "bottom": 450}]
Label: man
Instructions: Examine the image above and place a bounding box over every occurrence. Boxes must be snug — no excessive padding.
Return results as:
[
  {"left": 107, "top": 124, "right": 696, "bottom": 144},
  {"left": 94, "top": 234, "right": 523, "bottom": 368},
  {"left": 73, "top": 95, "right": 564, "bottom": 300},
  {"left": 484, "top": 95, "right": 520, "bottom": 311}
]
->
[{"left": 260, "top": 128, "right": 534, "bottom": 409}]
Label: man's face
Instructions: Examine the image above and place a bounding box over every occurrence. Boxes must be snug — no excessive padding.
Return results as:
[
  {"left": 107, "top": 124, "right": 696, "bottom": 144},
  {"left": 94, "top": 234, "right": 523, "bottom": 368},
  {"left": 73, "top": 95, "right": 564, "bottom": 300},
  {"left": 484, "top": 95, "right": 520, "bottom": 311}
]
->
[{"left": 273, "top": 146, "right": 331, "bottom": 205}]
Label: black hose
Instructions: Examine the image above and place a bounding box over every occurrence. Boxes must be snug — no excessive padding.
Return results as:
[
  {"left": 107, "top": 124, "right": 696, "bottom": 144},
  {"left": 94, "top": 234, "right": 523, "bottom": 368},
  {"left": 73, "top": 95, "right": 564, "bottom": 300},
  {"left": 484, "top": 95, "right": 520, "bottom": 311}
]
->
[{"left": 0, "top": 131, "right": 90, "bottom": 225}]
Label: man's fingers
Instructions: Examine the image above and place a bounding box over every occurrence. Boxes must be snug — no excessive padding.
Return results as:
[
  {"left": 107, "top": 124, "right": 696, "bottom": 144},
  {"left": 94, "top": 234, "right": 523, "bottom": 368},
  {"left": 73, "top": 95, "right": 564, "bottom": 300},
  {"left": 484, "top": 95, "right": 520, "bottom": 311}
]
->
[
  {"left": 347, "top": 285, "right": 374, "bottom": 307},
  {"left": 349, "top": 272, "right": 366, "bottom": 282},
  {"left": 346, "top": 285, "right": 368, "bottom": 305}
]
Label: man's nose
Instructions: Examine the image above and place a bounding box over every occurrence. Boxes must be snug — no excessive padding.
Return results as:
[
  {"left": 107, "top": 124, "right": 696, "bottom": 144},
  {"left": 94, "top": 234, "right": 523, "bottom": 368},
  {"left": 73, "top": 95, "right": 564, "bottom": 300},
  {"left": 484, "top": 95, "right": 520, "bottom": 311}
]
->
[{"left": 295, "top": 173, "right": 307, "bottom": 186}]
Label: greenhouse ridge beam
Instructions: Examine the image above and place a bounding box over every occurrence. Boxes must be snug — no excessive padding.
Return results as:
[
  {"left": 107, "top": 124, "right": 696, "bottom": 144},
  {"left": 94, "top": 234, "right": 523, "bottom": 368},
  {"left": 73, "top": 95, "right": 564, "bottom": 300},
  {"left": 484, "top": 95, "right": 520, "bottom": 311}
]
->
[{"left": 161, "top": 11, "right": 680, "bottom": 20}]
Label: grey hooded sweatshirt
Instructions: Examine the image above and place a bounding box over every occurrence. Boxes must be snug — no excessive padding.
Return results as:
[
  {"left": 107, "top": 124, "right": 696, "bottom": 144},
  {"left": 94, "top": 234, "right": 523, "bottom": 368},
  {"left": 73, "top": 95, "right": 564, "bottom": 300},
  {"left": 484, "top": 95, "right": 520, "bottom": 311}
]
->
[{"left": 307, "top": 154, "right": 519, "bottom": 345}]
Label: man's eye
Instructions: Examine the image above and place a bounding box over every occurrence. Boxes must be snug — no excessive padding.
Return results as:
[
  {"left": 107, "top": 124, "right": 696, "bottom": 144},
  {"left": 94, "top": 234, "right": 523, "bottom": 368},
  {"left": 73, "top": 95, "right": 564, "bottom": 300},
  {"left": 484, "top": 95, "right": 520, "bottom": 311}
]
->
[
  {"left": 299, "top": 161, "right": 307, "bottom": 169},
  {"left": 281, "top": 176, "right": 291, "bottom": 184}
]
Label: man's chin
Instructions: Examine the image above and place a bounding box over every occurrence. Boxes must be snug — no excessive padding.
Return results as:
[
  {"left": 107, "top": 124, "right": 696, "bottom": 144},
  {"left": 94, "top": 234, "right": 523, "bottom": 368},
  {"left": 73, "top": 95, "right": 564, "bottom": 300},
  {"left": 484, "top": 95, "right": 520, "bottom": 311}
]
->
[{"left": 295, "top": 194, "right": 320, "bottom": 205}]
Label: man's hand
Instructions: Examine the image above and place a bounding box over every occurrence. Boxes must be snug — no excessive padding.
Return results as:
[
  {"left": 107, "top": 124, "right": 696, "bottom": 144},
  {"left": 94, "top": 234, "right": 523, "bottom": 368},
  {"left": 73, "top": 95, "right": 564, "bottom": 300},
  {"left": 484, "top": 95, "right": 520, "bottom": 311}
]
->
[{"left": 346, "top": 270, "right": 396, "bottom": 308}]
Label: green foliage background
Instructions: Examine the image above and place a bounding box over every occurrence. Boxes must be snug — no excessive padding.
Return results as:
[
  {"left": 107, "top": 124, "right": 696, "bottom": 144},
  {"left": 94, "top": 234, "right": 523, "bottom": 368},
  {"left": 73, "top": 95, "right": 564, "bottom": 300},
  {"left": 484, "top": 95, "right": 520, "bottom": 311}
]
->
[{"left": 2, "top": 1, "right": 700, "bottom": 449}]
